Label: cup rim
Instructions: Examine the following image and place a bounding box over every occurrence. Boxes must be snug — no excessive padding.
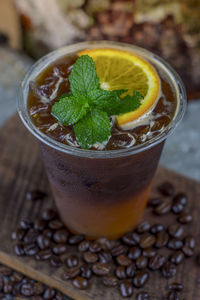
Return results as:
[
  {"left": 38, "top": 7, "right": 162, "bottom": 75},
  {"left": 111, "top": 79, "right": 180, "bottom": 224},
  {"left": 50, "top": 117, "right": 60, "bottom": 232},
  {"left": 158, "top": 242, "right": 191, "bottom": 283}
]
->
[{"left": 17, "top": 41, "right": 187, "bottom": 158}]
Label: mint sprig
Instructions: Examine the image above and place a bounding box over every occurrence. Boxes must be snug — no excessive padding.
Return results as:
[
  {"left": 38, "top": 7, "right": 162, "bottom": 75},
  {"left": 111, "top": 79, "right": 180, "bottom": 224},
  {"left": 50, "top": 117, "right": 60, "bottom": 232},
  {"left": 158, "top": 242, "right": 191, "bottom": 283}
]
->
[{"left": 51, "top": 55, "right": 143, "bottom": 149}]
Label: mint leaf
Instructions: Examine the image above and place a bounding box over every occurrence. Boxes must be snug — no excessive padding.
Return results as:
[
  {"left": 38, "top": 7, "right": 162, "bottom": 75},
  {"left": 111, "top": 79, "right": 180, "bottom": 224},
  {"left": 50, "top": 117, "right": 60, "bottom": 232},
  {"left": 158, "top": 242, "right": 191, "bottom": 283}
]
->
[
  {"left": 118, "top": 91, "right": 143, "bottom": 114},
  {"left": 74, "top": 109, "right": 111, "bottom": 149},
  {"left": 52, "top": 95, "right": 89, "bottom": 126},
  {"left": 69, "top": 55, "right": 100, "bottom": 97}
]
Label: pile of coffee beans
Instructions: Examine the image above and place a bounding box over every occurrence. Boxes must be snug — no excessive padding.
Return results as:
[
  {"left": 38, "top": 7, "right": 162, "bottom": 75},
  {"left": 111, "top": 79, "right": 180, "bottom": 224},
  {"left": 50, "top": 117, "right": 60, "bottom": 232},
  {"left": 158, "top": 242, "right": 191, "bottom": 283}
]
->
[
  {"left": 11, "top": 181, "right": 198, "bottom": 299},
  {"left": 0, "top": 263, "right": 66, "bottom": 299}
]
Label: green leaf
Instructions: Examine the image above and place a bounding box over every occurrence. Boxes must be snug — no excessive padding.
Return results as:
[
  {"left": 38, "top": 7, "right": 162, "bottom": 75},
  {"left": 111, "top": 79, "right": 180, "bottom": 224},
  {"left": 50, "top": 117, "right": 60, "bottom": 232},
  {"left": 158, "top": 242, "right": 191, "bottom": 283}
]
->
[
  {"left": 118, "top": 91, "right": 143, "bottom": 114},
  {"left": 69, "top": 55, "right": 100, "bottom": 97},
  {"left": 74, "top": 109, "right": 111, "bottom": 149},
  {"left": 51, "top": 95, "right": 89, "bottom": 126}
]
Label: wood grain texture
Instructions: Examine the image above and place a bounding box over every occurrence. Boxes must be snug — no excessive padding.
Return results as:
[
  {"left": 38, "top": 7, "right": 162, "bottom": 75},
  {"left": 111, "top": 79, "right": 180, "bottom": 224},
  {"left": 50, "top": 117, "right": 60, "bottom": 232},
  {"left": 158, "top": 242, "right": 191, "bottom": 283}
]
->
[{"left": 0, "top": 114, "right": 200, "bottom": 300}]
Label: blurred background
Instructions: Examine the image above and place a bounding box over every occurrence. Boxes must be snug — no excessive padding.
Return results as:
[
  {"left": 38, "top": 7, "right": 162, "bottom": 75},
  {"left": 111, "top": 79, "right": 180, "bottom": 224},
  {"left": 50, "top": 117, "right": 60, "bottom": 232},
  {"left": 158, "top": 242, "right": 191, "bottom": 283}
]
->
[{"left": 0, "top": 0, "right": 199, "bottom": 180}]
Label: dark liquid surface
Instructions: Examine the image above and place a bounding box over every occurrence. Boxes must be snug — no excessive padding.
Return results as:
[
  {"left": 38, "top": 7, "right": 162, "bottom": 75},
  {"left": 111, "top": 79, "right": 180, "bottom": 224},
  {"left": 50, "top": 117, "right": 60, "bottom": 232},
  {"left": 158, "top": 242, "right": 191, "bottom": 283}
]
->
[{"left": 27, "top": 54, "right": 177, "bottom": 150}]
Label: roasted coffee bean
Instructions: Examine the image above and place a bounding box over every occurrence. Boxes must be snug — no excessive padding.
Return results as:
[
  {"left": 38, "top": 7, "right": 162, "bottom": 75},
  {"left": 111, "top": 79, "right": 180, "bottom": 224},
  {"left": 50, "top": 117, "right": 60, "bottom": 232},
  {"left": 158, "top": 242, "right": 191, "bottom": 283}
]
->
[
  {"left": 149, "top": 253, "right": 166, "bottom": 270},
  {"left": 42, "top": 209, "right": 57, "bottom": 221},
  {"left": 182, "top": 246, "right": 194, "bottom": 257},
  {"left": 155, "top": 232, "right": 169, "bottom": 248},
  {"left": 52, "top": 244, "right": 67, "bottom": 255},
  {"left": 184, "top": 235, "right": 196, "bottom": 249},
  {"left": 158, "top": 181, "right": 174, "bottom": 196},
  {"left": 111, "top": 244, "right": 128, "bottom": 256},
  {"left": 139, "top": 233, "right": 156, "bottom": 249},
  {"left": 89, "top": 241, "right": 102, "bottom": 253},
  {"left": 26, "top": 190, "right": 46, "bottom": 201},
  {"left": 21, "top": 283, "right": 34, "bottom": 296},
  {"left": 10, "top": 271, "right": 23, "bottom": 282},
  {"left": 136, "top": 256, "right": 148, "bottom": 270},
  {"left": 20, "top": 219, "right": 33, "bottom": 230},
  {"left": 48, "top": 219, "right": 64, "bottom": 230},
  {"left": 128, "top": 246, "right": 141, "bottom": 260},
  {"left": 12, "top": 228, "right": 26, "bottom": 241},
  {"left": 137, "top": 292, "right": 149, "bottom": 300},
  {"left": 32, "top": 296, "right": 44, "bottom": 300},
  {"left": 68, "top": 235, "right": 84, "bottom": 245},
  {"left": 148, "top": 197, "right": 163, "bottom": 207},
  {"left": 66, "top": 255, "right": 79, "bottom": 268},
  {"left": 23, "top": 229, "right": 39, "bottom": 244},
  {"left": 24, "top": 243, "right": 39, "bottom": 256},
  {"left": 173, "top": 193, "right": 187, "bottom": 206},
  {"left": 170, "top": 251, "right": 184, "bottom": 265},
  {"left": 80, "top": 265, "right": 92, "bottom": 279},
  {"left": 171, "top": 202, "right": 184, "bottom": 214},
  {"left": 154, "top": 201, "right": 171, "bottom": 215},
  {"left": 126, "top": 263, "right": 136, "bottom": 278},
  {"left": 116, "top": 254, "right": 132, "bottom": 266},
  {"left": 83, "top": 251, "right": 98, "bottom": 263},
  {"left": 63, "top": 267, "right": 80, "bottom": 279},
  {"left": 119, "top": 281, "right": 133, "bottom": 298},
  {"left": 14, "top": 243, "right": 25, "bottom": 256},
  {"left": 34, "top": 219, "right": 46, "bottom": 231},
  {"left": 168, "top": 224, "right": 184, "bottom": 239},
  {"left": 166, "top": 290, "right": 180, "bottom": 300},
  {"left": 37, "top": 235, "right": 51, "bottom": 250},
  {"left": 162, "top": 262, "right": 176, "bottom": 278},
  {"left": 72, "top": 276, "right": 88, "bottom": 289},
  {"left": 97, "top": 237, "right": 112, "bottom": 250},
  {"left": 43, "top": 229, "right": 53, "bottom": 239},
  {"left": 35, "top": 249, "right": 52, "bottom": 261},
  {"left": 136, "top": 221, "right": 151, "bottom": 233},
  {"left": 50, "top": 255, "right": 62, "bottom": 267},
  {"left": 122, "top": 233, "right": 137, "bottom": 246},
  {"left": 167, "top": 239, "right": 183, "bottom": 250},
  {"left": 92, "top": 262, "right": 110, "bottom": 276},
  {"left": 115, "top": 266, "right": 126, "bottom": 279},
  {"left": 132, "top": 232, "right": 141, "bottom": 244},
  {"left": 133, "top": 271, "right": 149, "bottom": 288},
  {"left": 3, "top": 280, "right": 13, "bottom": 294},
  {"left": 142, "top": 248, "right": 156, "bottom": 258},
  {"left": 53, "top": 229, "right": 68, "bottom": 244},
  {"left": 43, "top": 287, "right": 56, "bottom": 299},
  {"left": 98, "top": 251, "right": 112, "bottom": 263},
  {"left": 103, "top": 275, "right": 118, "bottom": 287},
  {"left": 78, "top": 240, "right": 90, "bottom": 252},
  {"left": 150, "top": 223, "right": 165, "bottom": 234},
  {"left": 168, "top": 282, "right": 183, "bottom": 292},
  {"left": 55, "top": 292, "right": 64, "bottom": 300},
  {"left": 178, "top": 212, "right": 193, "bottom": 224},
  {"left": 33, "top": 282, "right": 44, "bottom": 295},
  {"left": 0, "top": 266, "right": 12, "bottom": 276}
]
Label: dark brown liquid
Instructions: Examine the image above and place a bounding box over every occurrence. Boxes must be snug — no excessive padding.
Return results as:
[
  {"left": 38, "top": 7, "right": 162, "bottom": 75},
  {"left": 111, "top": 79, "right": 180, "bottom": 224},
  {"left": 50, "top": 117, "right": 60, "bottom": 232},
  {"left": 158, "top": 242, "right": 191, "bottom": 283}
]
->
[{"left": 27, "top": 54, "right": 177, "bottom": 150}]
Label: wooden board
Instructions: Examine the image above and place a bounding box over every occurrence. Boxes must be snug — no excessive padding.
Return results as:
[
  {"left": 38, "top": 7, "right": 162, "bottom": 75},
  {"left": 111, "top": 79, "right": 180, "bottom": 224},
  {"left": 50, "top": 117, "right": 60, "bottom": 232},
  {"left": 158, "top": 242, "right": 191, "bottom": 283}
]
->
[{"left": 0, "top": 114, "right": 200, "bottom": 300}]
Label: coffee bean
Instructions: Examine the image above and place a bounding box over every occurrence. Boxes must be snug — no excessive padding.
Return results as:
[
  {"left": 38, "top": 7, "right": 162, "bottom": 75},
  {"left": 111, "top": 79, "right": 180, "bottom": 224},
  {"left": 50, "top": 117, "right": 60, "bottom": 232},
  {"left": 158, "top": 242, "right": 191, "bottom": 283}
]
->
[
  {"left": 115, "top": 266, "right": 126, "bottom": 279},
  {"left": 98, "top": 251, "right": 112, "bottom": 263},
  {"left": 26, "top": 190, "right": 46, "bottom": 201},
  {"left": 35, "top": 249, "right": 52, "bottom": 261},
  {"left": 89, "top": 241, "right": 102, "bottom": 253},
  {"left": 3, "top": 280, "right": 13, "bottom": 294},
  {"left": 136, "top": 221, "right": 151, "bottom": 234},
  {"left": 66, "top": 255, "right": 79, "bottom": 268},
  {"left": 83, "top": 251, "right": 98, "bottom": 263},
  {"left": 43, "top": 287, "right": 56, "bottom": 299},
  {"left": 34, "top": 219, "right": 46, "bottom": 231},
  {"left": 139, "top": 233, "right": 156, "bottom": 249},
  {"left": 119, "top": 281, "right": 133, "bottom": 297},
  {"left": 68, "top": 235, "right": 84, "bottom": 245},
  {"left": 12, "top": 228, "right": 26, "bottom": 241},
  {"left": 133, "top": 271, "right": 149, "bottom": 288},
  {"left": 14, "top": 243, "right": 25, "bottom": 256},
  {"left": 53, "top": 229, "right": 68, "bottom": 244},
  {"left": 21, "top": 283, "right": 34, "bottom": 296},
  {"left": 126, "top": 263, "right": 136, "bottom": 278},
  {"left": 166, "top": 290, "right": 180, "bottom": 300},
  {"left": 132, "top": 232, "right": 141, "bottom": 244},
  {"left": 37, "top": 234, "right": 51, "bottom": 250},
  {"left": 0, "top": 266, "right": 12, "bottom": 276},
  {"left": 103, "top": 275, "right": 118, "bottom": 287},
  {"left": 111, "top": 244, "right": 128, "bottom": 256},
  {"left": 173, "top": 193, "right": 187, "bottom": 206},
  {"left": 162, "top": 262, "right": 176, "bottom": 278},
  {"left": 184, "top": 235, "right": 195, "bottom": 249},
  {"left": 150, "top": 224, "right": 165, "bottom": 234},
  {"left": 170, "top": 251, "right": 184, "bottom": 265},
  {"left": 128, "top": 246, "right": 141, "bottom": 260},
  {"left": 142, "top": 248, "right": 156, "bottom": 258},
  {"left": 116, "top": 254, "right": 132, "bottom": 266},
  {"left": 122, "top": 233, "right": 137, "bottom": 246},
  {"left": 149, "top": 253, "right": 166, "bottom": 270},
  {"left": 178, "top": 212, "right": 192, "bottom": 224},
  {"left": 137, "top": 292, "right": 149, "bottom": 300},
  {"left": 92, "top": 262, "right": 110, "bottom": 276},
  {"left": 97, "top": 237, "right": 112, "bottom": 250},
  {"left": 63, "top": 267, "right": 80, "bottom": 279},
  {"left": 167, "top": 239, "right": 183, "bottom": 250},
  {"left": 158, "top": 181, "right": 174, "bottom": 196},
  {"left": 10, "top": 271, "right": 23, "bottom": 282},
  {"left": 171, "top": 202, "right": 184, "bottom": 214},
  {"left": 42, "top": 209, "right": 57, "bottom": 221},
  {"left": 52, "top": 244, "right": 67, "bottom": 255},
  {"left": 32, "top": 296, "right": 44, "bottom": 300},
  {"left": 168, "top": 282, "right": 183, "bottom": 292},
  {"left": 154, "top": 201, "right": 171, "bottom": 215},
  {"left": 80, "top": 265, "right": 92, "bottom": 279},
  {"left": 50, "top": 255, "right": 62, "bottom": 267},
  {"left": 24, "top": 243, "right": 39, "bottom": 256},
  {"left": 148, "top": 197, "right": 163, "bottom": 207},
  {"left": 48, "top": 219, "right": 64, "bottom": 230},
  {"left": 55, "top": 292, "right": 64, "bottom": 300},
  {"left": 78, "top": 240, "right": 90, "bottom": 252},
  {"left": 23, "top": 229, "right": 39, "bottom": 244},
  {"left": 155, "top": 231, "right": 169, "bottom": 248},
  {"left": 43, "top": 229, "right": 53, "bottom": 239},
  {"left": 182, "top": 246, "right": 194, "bottom": 257},
  {"left": 33, "top": 282, "right": 44, "bottom": 295},
  {"left": 168, "top": 224, "right": 184, "bottom": 239},
  {"left": 72, "top": 276, "right": 88, "bottom": 289},
  {"left": 136, "top": 256, "right": 148, "bottom": 270},
  {"left": 20, "top": 219, "right": 33, "bottom": 230}
]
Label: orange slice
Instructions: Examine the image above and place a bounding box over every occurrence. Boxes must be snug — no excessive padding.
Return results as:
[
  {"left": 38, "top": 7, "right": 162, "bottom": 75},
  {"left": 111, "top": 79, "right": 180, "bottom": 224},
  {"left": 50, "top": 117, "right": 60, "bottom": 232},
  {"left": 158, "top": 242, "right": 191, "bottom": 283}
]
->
[{"left": 78, "top": 48, "right": 160, "bottom": 128}]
